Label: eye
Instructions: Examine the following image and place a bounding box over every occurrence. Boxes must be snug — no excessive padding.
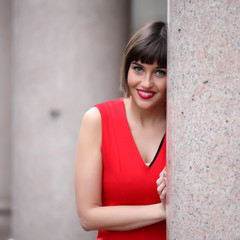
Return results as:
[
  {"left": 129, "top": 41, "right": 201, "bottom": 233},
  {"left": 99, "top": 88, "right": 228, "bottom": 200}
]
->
[
  {"left": 133, "top": 66, "right": 143, "bottom": 72},
  {"left": 156, "top": 70, "right": 167, "bottom": 77}
]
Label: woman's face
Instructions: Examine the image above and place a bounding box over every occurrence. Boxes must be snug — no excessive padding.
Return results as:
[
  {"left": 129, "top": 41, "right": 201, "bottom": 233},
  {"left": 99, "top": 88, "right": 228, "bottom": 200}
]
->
[{"left": 127, "top": 60, "right": 167, "bottom": 110}]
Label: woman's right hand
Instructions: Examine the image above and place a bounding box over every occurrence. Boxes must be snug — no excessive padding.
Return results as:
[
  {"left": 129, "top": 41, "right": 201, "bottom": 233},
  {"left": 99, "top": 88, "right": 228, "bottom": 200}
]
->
[{"left": 156, "top": 167, "right": 167, "bottom": 211}]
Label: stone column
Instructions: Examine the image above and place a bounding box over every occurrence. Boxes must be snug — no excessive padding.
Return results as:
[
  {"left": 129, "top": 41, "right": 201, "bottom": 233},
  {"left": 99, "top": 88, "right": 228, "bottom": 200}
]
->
[
  {"left": 0, "top": 0, "right": 11, "bottom": 239},
  {"left": 11, "top": 1, "right": 129, "bottom": 240},
  {"left": 167, "top": 1, "right": 239, "bottom": 239}
]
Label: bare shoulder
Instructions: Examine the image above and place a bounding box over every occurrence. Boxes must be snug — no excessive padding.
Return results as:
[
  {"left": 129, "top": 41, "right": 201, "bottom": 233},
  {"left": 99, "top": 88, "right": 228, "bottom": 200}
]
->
[
  {"left": 78, "top": 107, "right": 102, "bottom": 150},
  {"left": 83, "top": 107, "right": 101, "bottom": 122},
  {"left": 81, "top": 107, "right": 101, "bottom": 130}
]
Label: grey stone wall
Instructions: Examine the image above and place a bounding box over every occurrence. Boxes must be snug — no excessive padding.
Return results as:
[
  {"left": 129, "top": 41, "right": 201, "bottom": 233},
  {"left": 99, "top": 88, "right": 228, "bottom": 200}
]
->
[
  {"left": 0, "top": 0, "right": 11, "bottom": 239},
  {"left": 11, "top": 1, "right": 129, "bottom": 240},
  {"left": 167, "top": 1, "right": 240, "bottom": 239}
]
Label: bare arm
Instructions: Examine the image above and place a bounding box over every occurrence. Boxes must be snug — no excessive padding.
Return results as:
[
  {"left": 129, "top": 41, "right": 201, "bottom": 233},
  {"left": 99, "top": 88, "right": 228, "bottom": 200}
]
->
[{"left": 74, "top": 107, "right": 166, "bottom": 231}]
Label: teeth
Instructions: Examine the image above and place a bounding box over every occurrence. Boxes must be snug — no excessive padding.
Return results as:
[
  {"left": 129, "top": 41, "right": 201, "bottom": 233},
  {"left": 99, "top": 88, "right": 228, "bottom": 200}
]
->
[{"left": 139, "top": 91, "right": 154, "bottom": 96}]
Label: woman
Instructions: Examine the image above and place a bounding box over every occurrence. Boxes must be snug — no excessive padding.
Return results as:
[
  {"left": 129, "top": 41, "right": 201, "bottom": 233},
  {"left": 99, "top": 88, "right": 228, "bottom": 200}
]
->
[{"left": 75, "top": 21, "right": 167, "bottom": 239}]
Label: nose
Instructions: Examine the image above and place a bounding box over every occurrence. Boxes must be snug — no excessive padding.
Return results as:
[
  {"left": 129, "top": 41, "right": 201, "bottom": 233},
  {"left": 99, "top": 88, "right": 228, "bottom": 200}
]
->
[{"left": 141, "top": 74, "right": 153, "bottom": 89}]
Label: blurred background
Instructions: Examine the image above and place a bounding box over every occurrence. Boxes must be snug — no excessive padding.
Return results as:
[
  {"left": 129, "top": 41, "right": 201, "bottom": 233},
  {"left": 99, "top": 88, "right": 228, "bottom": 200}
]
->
[{"left": 0, "top": 0, "right": 167, "bottom": 239}]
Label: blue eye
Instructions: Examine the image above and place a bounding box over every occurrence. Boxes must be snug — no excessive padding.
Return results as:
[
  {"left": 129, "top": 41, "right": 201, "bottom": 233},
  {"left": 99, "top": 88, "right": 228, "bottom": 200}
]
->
[
  {"left": 133, "top": 66, "right": 143, "bottom": 72},
  {"left": 156, "top": 70, "right": 166, "bottom": 77}
]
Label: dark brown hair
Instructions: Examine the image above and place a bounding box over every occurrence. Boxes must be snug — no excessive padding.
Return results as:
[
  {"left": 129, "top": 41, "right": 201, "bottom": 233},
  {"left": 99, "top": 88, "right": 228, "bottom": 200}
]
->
[{"left": 120, "top": 21, "right": 167, "bottom": 97}]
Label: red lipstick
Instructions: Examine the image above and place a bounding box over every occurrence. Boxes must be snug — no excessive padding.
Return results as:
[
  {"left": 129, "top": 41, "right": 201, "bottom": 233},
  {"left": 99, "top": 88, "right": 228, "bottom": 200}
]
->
[{"left": 137, "top": 89, "right": 156, "bottom": 99}]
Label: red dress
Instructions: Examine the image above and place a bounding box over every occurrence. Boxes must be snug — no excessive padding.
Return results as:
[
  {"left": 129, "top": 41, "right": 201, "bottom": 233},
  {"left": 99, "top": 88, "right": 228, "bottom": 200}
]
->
[{"left": 94, "top": 98, "right": 166, "bottom": 240}]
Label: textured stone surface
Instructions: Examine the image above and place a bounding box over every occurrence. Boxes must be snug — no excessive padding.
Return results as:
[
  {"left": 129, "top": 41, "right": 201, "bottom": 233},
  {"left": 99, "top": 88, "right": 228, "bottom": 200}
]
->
[
  {"left": 11, "top": 1, "right": 129, "bottom": 239},
  {"left": 167, "top": 1, "right": 240, "bottom": 239}
]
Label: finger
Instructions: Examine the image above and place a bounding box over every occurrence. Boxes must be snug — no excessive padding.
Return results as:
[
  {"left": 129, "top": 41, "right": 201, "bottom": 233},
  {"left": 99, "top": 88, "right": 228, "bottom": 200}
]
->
[
  {"left": 156, "top": 175, "right": 165, "bottom": 186},
  {"left": 160, "top": 187, "right": 166, "bottom": 201},
  {"left": 156, "top": 176, "right": 162, "bottom": 185},
  {"left": 161, "top": 186, "right": 166, "bottom": 195},
  {"left": 164, "top": 176, "right": 167, "bottom": 184},
  {"left": 159, "top": 167, "right": 166, "bottom": 177},
  {"left": 157, "top": 181, "right": 166, "bottom": 194}
]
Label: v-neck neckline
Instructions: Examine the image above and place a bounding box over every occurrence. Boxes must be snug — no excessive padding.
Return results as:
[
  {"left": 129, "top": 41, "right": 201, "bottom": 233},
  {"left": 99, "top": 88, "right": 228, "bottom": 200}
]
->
[{"left": 120, "top": 98, "right": 165, "bottom": 168}]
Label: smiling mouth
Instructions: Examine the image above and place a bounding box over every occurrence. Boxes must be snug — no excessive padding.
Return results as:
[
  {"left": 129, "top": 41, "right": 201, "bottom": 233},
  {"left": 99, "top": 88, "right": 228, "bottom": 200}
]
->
[{"left": 137, "top": 89, "right": 156, "bottom": 99}]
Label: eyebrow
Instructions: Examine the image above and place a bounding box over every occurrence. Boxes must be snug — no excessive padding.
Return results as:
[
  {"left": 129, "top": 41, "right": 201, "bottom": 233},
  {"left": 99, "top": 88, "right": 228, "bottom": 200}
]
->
[
  {"left": 132, "top": 61, "right": 164, "bottom": 69},
  {"left": 132, "top": 62, "right": 143, "bottom": 67}
]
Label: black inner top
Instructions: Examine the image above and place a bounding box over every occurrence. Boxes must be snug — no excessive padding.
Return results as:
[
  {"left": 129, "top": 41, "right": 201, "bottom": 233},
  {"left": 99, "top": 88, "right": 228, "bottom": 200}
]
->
[{"left": 148, "top": 133, "right": 165, "bottom": 168}]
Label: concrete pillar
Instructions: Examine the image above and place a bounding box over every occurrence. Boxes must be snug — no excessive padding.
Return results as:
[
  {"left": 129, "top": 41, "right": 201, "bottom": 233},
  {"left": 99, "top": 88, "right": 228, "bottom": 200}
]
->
[
  {"left": 0, "top": 0, "right": 11, "bottom": 239},
  {"left": 11, "top": 1, "right": 129, "bottom": 240},
  {"left": 167, "top": 1, "right": 239, "bottom": 239}
]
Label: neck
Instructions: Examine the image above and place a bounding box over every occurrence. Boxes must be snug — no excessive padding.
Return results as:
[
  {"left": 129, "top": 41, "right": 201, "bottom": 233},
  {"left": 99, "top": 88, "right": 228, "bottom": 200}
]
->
[{"left": 124, "top": 97, "right": 166, "bottom": 127}]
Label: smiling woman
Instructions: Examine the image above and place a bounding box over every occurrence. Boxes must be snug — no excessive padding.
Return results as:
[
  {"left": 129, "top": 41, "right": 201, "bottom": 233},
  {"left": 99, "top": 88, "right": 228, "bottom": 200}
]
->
[
  {"left": 127, "top": 61, "right": 167, "bottom": 110},
  {"left": 75, "top": 21, "right": 167, "bottom": 240},
  {"left": 121, "top": 21, "right": 167, "bottom": 98}
]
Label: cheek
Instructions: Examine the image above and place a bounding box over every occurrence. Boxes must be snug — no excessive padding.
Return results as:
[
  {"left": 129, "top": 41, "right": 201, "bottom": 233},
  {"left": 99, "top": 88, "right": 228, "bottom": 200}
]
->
[
  {"left": 159, "top": 77, "right": 167, "bottom": 91},
  {"left": 127, "top": 71, "right": 137, "bottom": 87}
]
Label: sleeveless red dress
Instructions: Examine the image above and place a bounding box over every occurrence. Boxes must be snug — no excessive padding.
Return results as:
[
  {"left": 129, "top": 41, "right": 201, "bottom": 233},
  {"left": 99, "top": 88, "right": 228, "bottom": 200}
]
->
[{"left": 94, "top": 98, "right": 166, "bottom": 240}]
